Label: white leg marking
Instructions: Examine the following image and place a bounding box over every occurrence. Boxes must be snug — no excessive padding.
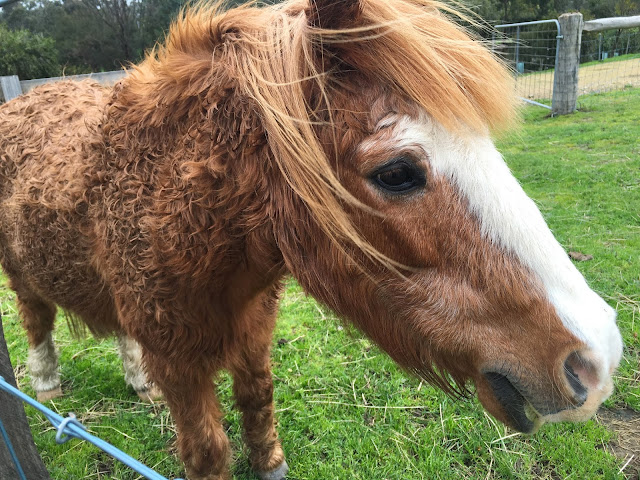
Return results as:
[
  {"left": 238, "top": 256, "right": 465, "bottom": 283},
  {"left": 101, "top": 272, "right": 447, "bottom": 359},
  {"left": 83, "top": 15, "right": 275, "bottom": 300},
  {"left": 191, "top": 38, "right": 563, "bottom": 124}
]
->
[
  {"left": 28, "top": 331, "right": 61, "bottom": 393},
  {"left": 116, "top": 333, "right": 149, "bottom": 392}
]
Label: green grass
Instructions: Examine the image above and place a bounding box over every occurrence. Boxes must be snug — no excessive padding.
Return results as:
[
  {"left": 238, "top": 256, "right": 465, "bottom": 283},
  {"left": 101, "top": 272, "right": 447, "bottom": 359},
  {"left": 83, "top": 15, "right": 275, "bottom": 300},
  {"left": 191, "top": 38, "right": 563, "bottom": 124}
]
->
[{"left": 1, "top": 88, "right": 639, "bottom": 479}]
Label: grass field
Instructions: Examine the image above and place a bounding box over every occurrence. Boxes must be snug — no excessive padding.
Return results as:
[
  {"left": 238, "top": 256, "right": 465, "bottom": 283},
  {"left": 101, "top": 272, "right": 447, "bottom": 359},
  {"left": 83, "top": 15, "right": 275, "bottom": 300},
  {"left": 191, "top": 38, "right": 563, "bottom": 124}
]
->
[{"left": 1, "top": 87, "right": 639, "bottom": 479}]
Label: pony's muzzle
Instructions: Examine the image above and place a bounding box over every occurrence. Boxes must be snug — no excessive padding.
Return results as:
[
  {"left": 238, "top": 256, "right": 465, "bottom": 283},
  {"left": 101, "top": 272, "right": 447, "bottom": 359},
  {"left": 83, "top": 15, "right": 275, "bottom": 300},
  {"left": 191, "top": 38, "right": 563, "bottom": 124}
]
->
[{"left": 483, "top": 348, "right": 614, "bottom": 433}]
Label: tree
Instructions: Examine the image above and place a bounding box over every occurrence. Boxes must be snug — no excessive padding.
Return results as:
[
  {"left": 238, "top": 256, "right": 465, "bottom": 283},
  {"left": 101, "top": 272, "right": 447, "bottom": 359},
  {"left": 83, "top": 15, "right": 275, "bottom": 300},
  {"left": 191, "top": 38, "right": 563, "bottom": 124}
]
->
[
  {"left": 1, "top": 0, "right": 634, "bottom": 78},
  {"left": 81, "top": 0, "right": 137, "bottom": 60},
  {"left": 0, "top": 23, "right": 59, "bottom": 78},
  {"left": 614, "top": 0, "right": 640, "bottom": 15},
  {"left": 138, "top": 0, "right": 183, "bottom": 49}
]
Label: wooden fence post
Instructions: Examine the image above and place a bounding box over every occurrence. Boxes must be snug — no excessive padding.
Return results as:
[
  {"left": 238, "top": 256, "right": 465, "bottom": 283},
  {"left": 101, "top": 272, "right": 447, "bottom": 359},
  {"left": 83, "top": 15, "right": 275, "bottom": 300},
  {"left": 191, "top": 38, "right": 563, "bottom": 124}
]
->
[
  {"left": 552, "top": 13, "right": 584, "bottom": 115},
  {"left": 0, "top": 317, "right": 51, "bottom": 479}
]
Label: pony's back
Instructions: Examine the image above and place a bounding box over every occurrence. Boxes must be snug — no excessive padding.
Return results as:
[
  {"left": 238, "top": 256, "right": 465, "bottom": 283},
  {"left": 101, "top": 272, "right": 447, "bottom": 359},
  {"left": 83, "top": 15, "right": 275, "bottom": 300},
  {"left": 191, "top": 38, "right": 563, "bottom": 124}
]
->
[{"left": 0, "top": 80, "right": 107, "bottom": 204}]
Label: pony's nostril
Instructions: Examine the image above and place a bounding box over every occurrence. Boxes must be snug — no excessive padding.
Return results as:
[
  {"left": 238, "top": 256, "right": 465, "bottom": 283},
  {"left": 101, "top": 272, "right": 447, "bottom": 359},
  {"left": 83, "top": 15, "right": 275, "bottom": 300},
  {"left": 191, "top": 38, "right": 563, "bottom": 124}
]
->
[{"left": 564, "top": 352, "right": 589, "bottom": 406}]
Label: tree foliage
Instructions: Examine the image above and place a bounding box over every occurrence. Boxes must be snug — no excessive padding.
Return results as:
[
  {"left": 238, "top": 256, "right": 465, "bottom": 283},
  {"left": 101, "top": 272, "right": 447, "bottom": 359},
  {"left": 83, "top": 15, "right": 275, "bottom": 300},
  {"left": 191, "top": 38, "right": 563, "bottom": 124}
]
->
[
  {"left": 0, "top": 0, "right": 184, "bottom": 75},
  {"left": 0, "top": 23, "right": 59, "bottom": 78},
  {"left": 0, "top": 0, "right": 638, "bottom": 78},
  {"left": 471, "top": 0, "right": 639, "bottom": 23}
]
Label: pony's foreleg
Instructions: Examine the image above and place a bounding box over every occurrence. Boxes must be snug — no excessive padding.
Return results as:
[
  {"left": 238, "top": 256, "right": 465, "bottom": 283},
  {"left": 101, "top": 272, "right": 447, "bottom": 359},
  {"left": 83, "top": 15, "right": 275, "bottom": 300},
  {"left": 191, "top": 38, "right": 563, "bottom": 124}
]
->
[
  {"left": 146, "top": 355, "right": 231, "bottom": 480},
  {"left": 16, "top": 295, "right": 61, "bottom": 402},
  {"left": 229, "top": 292, "right": 287, "bottom": 480},
  {"left": 230, "top": 348, "right": 287, "bottom": 480},
  {"left": 116, "top": 333, "right": 162, "bottom": 402}
]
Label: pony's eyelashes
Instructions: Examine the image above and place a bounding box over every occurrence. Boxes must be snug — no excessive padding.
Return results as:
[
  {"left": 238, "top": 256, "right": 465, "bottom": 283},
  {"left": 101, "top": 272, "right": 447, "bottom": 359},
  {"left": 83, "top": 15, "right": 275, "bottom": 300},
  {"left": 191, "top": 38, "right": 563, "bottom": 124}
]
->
[{"left": 369, "top": 156, "right": 427, "bottom": 196}]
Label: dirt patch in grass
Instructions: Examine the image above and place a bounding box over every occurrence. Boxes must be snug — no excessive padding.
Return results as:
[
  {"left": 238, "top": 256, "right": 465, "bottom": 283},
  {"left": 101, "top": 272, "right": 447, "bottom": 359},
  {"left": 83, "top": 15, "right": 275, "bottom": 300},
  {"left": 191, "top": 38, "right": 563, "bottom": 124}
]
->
[
  {"left": 597, "top": 407, "right": 640, "bottom": 479},
  {"left": 531, "top": 460, "right": 562, "bottom": 480}
]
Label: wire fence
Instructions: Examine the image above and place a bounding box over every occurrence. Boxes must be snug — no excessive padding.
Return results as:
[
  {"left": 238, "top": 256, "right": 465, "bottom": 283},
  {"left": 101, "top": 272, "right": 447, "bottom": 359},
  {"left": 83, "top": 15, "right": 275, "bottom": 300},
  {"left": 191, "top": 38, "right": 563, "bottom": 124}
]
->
[
  {"left": 579, "top": 27, "right": 640, "bottom": 95},
  {"left": 494, "top": 19, "right": 640, "bottom": 108},
  {"left": 493, "top": 20, "right": 561, "bottom": 107},
  {"left": 0, "top": 375, "right": 183, "bottom": 480}
]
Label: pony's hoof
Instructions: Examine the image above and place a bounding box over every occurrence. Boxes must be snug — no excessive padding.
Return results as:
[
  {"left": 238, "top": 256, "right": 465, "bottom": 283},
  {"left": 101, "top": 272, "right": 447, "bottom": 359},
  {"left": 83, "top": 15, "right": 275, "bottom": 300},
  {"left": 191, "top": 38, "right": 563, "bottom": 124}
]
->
[
  {"left": 36, "top": 386, "right": 63, "bottom": 402},
  {"left": 135, "top": 383, "right": 163, "bottom": 403},
  {"left": 257, "top": 460, "right": 289, "bottom": 480}
]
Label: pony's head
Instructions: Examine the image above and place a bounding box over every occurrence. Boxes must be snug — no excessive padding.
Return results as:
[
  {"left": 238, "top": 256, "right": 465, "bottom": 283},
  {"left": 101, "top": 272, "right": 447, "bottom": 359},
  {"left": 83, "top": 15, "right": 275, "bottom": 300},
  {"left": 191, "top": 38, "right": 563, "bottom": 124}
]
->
[
  {"left": 271, "top": 0, "right": 622, "bottom": 433},
  {"left": 132, "top": 0, "right": 623, "bottom": 433}
]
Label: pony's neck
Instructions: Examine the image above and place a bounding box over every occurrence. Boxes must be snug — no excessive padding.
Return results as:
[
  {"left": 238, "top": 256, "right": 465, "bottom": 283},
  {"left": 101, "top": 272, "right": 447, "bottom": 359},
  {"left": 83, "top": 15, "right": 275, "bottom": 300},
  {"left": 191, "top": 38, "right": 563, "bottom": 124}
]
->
[{"left": 99, "top": 57, "right": 290, "bottom": 283}]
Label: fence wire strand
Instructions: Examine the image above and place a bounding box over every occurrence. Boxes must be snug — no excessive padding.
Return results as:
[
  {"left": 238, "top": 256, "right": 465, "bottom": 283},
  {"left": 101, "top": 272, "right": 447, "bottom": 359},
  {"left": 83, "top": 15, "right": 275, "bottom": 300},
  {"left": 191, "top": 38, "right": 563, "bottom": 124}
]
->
[{"left": 0, "top": 375, "right": 183, "bottom": 480}]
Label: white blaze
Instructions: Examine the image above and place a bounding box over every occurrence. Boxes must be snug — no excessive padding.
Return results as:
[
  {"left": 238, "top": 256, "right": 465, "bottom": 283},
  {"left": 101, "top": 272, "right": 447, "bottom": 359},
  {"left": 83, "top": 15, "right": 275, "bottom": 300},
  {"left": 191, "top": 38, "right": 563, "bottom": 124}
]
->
[{"left": 379, "top": 115, "right": 623, "bottom": 386}]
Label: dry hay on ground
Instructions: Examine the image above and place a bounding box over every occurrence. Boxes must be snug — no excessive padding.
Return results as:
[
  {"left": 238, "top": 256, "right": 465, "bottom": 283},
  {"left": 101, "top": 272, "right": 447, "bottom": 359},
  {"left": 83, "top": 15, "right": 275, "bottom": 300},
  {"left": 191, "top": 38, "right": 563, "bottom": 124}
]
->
[
  {"left": 597, "top": 407, "right": 640, "bottom": 479},
  {"left": 517, "top": 57, "right": 640, "bottom": 101}
]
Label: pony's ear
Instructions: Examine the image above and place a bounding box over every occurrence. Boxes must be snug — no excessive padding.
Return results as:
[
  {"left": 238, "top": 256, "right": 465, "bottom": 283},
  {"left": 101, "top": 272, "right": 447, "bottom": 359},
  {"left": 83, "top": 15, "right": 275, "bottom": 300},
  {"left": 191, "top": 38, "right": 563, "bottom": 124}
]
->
[{"left": 308, "top": 0, "right": 362, "bottom": 30}]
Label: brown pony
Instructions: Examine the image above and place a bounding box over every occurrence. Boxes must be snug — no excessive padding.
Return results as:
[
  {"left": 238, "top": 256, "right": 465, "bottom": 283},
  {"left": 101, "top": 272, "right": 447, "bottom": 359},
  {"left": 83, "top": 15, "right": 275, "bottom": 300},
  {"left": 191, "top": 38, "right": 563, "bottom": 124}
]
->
[{"left": 0, "top": 0, "right": 623, "bottom": 479}]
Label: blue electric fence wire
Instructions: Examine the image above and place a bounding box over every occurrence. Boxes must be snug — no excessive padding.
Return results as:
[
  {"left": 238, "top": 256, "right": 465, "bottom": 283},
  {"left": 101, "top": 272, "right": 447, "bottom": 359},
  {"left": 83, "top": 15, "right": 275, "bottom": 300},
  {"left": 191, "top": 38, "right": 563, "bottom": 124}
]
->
[
  {"left": 0, "top": 413, "right": 28, "bottom": 480},
  {"left": 0, "top": 376, "right": 183, "bottom": 480}
]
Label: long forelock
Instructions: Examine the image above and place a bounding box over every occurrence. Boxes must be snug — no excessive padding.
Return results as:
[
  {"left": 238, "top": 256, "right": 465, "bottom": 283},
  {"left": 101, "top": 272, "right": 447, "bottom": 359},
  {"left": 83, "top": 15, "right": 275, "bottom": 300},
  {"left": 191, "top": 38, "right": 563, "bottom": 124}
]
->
[
  {"left": 129, "top": 0, "right": 516, "bottom": 271},
  {"left": 318, "top": 0, "right": 517, "bottom": 133}
]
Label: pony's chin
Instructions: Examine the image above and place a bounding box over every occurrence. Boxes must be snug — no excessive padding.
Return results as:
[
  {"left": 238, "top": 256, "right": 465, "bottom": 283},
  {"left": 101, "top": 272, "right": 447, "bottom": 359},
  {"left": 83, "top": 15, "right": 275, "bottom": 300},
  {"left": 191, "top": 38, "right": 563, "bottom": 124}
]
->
[
  {"left": 481, "top": 371, "right": 541, "bottom": 433},
  {"left": 524, "top": 403, "right": 544, "bottom": 433},
  {"left": 489, "top": 401, "right": 544, "bottom": 434}
]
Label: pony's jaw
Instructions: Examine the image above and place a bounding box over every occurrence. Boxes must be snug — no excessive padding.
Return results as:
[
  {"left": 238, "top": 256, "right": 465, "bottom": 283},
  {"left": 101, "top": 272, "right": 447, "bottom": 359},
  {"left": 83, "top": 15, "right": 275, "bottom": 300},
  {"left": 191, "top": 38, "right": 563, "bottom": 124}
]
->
[{"left": 354, "top": 113, "right": 622, "bottom": 430}]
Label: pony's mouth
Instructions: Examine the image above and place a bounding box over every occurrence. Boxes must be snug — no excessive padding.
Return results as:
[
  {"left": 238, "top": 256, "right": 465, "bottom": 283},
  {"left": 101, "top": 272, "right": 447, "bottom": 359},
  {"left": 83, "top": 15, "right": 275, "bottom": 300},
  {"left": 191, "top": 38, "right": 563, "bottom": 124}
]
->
[{"left": 484, "top": 372, "right": 543, "bottom": 433}]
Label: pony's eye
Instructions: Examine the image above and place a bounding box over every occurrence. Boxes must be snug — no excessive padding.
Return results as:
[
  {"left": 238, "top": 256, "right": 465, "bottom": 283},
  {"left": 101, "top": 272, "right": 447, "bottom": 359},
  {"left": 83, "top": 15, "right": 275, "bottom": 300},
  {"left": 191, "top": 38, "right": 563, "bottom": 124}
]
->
[{"left": 371, "top": 160, "right": 425, "bottom": 194}]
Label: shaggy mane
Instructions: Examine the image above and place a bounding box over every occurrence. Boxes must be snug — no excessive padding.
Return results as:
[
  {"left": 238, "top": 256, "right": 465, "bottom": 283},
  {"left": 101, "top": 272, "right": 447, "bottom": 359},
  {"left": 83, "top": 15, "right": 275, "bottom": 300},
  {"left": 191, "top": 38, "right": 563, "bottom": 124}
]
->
[{"left": 122, "top": 0, "right": 516, "bottom": 269}]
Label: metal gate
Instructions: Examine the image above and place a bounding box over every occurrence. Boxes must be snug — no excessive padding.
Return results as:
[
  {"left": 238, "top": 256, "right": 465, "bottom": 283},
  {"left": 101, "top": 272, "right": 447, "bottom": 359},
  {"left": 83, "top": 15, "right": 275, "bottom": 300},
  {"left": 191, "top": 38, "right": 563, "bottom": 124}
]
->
[{"left": 493, "top": 20, "right": 563, "bottom": 109}]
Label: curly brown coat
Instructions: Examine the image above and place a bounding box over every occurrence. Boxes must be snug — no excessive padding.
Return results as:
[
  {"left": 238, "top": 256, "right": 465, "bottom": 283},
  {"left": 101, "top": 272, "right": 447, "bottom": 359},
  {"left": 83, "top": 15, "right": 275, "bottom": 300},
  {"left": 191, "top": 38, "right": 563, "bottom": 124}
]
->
[{"left": 0, "top": 0, "right": 543, "bottom": 479}]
